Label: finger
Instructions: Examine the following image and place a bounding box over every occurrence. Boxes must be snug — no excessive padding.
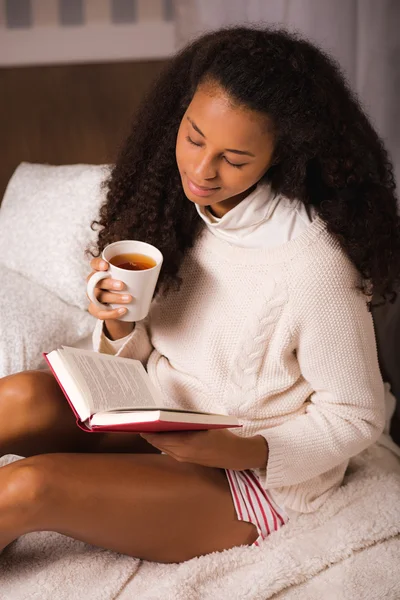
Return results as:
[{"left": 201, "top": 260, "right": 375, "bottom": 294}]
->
[
  {"left": 140, "top": 433, "right": 172, "bottom": 448},
  {"left": 97, "top": 278, "right": 125, "bottom": 292},
  {"left": 144, "top": 431, "right": 196, "bottom": 443},
  {"left": 141, "top": 432, "right": 191, "bottom": 453},
  {"left": 88, "top": 303, "right": 127, "bottom": 320},
  {"left": 140, "top": 437, "right": 159, "bottom": 452},
  {"left": 90, "top": 257, "right": 109, "bottom": 271},
  {"left": 86, "top": 259, "right": 111, "bottom": 283},
  {"left": 97, "top": 291, "right": 132, "bottom": 305},
  {"left": 85, "top": 271, "right": 125, "bottom": 292},
  {"left": 139, "top": 435, "right": 191, "bottom": 463},
  {"left": 140, "top": 433, "right": 163, "bottom": 443},
  {"left": 141, "top": 432, "right": 173, "bottom": 444}
]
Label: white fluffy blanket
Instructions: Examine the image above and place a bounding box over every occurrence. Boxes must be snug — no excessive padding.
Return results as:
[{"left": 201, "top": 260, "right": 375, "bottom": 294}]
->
[{"left": 0, "top": 439, "right": 399, "bottom": 600}]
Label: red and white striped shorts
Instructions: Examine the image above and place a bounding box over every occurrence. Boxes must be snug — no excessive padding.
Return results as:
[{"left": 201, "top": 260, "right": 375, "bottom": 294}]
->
[{"left": 225, "top": 468, "right": 288, "bottom": 547}]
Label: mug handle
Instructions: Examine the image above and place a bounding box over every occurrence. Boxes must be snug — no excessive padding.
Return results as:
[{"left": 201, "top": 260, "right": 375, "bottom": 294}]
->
[{"left": 87, "top": 270, "right": 113, "bottom": 311}]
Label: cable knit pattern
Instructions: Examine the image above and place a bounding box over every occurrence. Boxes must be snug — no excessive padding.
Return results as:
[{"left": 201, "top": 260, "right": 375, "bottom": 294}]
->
[
  {"left": 227, "top": 275, "right": 288, "bottom": 413},
  {"left": 92, "top": 217, "right": 385, "bottom": 513}
]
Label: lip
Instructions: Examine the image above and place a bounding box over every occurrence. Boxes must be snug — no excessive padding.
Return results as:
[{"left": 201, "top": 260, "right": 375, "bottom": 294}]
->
[{"left": 186, "top": 176, "right": 220, "bottom": 197}]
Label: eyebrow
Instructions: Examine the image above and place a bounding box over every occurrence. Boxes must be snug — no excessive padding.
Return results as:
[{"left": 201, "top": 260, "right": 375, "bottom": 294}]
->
[{"left": 187, "top": 117, "right": 255, "bottom": 157}]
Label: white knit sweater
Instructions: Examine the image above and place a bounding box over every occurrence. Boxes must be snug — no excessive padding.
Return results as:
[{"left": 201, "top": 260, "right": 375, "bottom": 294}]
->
[{"left": 92, "top": 212, "right": 385, "bottom": 513}]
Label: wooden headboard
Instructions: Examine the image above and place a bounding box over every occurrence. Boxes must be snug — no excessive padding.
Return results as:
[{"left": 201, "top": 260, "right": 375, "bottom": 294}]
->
[{"left": 0, "top": 59, "right": 168, "bottom": 201}]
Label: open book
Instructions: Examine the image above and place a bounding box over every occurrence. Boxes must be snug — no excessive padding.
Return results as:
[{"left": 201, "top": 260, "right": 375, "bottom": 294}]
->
[{"left": 44, "top": 346, "right": 241, "bottom": 433}]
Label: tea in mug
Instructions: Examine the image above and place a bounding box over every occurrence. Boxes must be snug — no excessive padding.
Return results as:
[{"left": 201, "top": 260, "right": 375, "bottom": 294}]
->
[{"left": 109, "top": 253, "right": 157, "bottom": 271}]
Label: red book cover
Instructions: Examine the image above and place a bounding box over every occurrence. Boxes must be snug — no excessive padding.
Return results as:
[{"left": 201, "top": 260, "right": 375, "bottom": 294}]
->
[{"left": 89, "top": 421, "right": 240, "bottom": 433}]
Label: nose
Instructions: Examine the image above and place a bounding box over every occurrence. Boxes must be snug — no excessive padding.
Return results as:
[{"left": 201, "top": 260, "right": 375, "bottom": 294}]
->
[{"left": 193, "top": 154, "right": 218, "bottom": 181}]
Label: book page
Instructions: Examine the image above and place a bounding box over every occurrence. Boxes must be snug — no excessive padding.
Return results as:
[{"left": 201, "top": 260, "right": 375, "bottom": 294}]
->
[{"left": 59, "top": 347, "right": 162, "bottom": 414}]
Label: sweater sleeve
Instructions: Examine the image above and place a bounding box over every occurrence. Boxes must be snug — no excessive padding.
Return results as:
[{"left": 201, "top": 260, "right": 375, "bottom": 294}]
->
[
  {"left": 92, "top": 318, "right": 153, "bottom": 367},
  {"left": 260, "top": 251, "right": 385, "bottom": 490}
]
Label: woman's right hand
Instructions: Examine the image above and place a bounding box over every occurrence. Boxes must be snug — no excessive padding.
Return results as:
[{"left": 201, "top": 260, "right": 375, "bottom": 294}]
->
[{"left": 87, "top": 257, "right": 135, "bottom": 340}]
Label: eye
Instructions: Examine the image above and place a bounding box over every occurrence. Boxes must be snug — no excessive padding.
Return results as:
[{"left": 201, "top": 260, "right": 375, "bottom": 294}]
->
[
  {"left": 223, "top": 157, "right": 246, "bottom": 169},
  {"left": 186, "top": 135, "right": 246, "bottom": 168},
  {"left": 186, "top": 136, "right": 202, "bottom": 147}
]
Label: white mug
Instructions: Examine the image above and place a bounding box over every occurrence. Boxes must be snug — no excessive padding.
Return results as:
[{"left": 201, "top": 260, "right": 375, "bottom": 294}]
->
[{"left": 87, "top": 240, "right": 163, "bottom": 322}]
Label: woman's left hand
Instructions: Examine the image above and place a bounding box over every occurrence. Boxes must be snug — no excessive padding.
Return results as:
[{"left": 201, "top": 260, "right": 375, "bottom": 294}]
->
[{"left": 140, "top": 429, "right": 268, "bottom": 470}]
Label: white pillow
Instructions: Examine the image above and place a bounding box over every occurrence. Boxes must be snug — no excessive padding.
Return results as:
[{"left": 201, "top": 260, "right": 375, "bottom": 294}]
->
[
  {"left": 0, "top": 264, "right": 96, "bottom": 377},
  {"left": 0, "top": 162, "right": 110, "bottom": 310}
]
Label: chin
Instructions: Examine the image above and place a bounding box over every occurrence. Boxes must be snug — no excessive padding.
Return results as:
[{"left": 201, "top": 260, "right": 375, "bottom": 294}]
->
[
  {"left": 182, "top": 185, "right": 211, "bottom": 206},
  {"left": 191, "top": 196, "right": 212, "bottom": 206}
]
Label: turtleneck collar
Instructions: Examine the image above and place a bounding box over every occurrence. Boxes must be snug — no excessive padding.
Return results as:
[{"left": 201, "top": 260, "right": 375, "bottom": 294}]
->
[{"left": 197, "top": 179, "right": 279, "bottom": 220}]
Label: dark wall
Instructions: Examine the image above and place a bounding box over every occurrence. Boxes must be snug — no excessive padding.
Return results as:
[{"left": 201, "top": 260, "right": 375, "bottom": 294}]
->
[{"left": 0, "top": 59, "right": 168, "bottom": 201}]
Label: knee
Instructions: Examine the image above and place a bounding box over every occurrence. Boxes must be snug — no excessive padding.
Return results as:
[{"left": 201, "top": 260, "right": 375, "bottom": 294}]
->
[
  {"left": 4, "top": 456, "right": 55, "bottom": 515},
  {"left": 0, "top": 371, "right": 55, "bottom": 423},
  {"left": 0, "top": 370, "right": 44, "bottom": 403}
]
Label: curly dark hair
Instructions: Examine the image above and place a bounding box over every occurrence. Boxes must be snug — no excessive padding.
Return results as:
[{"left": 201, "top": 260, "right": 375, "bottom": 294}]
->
[{"left": 91, "top": 25, "right": 400, "bottom": 302}]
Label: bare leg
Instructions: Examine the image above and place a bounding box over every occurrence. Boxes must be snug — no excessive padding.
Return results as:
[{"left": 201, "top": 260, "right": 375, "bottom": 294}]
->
[
  {"left": 0, "top": 371, "right": 160, "bottom": 456},
  {"left": 0, "top": 453, "right": 258, "bottom": 563}
]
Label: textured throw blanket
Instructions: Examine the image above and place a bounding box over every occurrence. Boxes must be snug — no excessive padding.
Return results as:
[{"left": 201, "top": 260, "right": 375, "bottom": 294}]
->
[{"left": 1, "top": 439, "right": 399, "bottom": 600}]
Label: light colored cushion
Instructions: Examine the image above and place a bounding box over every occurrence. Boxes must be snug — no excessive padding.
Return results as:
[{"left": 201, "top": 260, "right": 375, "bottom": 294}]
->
[
  {"left": 0, "top": 162, "right": 110, "bottom": 310},
  {"left": 0, "top": 264, "right": 96, "bottom": 377}
]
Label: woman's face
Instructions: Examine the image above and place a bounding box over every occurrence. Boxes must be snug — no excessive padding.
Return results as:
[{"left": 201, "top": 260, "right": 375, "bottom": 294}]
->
[{"left": 176, "top": 81, "right": 276, "bottom": 217}]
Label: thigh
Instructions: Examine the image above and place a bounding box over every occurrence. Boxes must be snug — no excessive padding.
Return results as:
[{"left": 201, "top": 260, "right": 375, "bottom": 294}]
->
[
  {"left": 12, "top": 453, "right": 258, "bottom": 563},
  {"left": 0, "top": 371, "right": 160, "bottom": 456}
]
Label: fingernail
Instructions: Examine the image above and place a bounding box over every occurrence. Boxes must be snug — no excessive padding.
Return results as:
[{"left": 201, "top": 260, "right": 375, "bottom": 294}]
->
[
  {"left": 113, "top": 282, "right": 123, "bottom": 289},
  {"left": 118, "top": 308, "right": 127, "bottom": 314},
  {"left": 121, "top": 295, "right": 131, "bottom": 302},
  {"left": 100, "top": 261, "right": 108, "bottom": 269}
]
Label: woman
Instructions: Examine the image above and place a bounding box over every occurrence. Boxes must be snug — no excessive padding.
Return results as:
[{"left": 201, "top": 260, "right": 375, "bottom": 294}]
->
[{"left": 0, "top": 26, "right": 398, "bottom": 563}]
